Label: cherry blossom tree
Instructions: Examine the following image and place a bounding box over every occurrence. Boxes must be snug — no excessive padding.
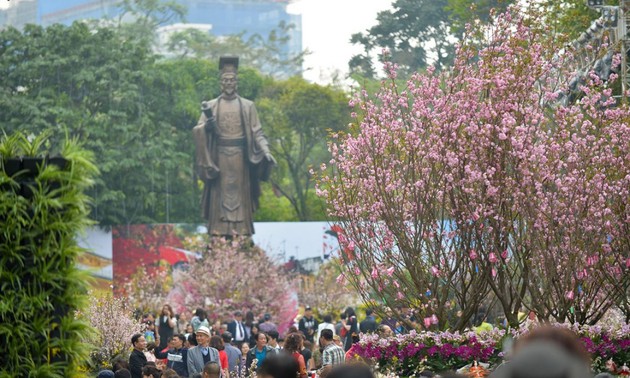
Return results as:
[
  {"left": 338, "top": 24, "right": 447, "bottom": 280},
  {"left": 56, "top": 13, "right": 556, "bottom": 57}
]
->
[
  {"left": 297, "top": 258, "right": 360, "bottom": 316},
  {"left": 122, "top": 236, "right": 299, "bottom": 334},
  {"left": 79, "top": 291, "right": 144, "bottom": 369},
  {"left": 321, "top": 5, "right": 629, "bottom": 329}
]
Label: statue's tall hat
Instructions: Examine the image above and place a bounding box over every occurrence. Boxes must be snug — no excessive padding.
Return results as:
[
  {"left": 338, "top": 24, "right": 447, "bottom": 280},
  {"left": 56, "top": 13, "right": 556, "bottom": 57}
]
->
[{"left": 219, "top": 56, "right": 239, "bottom": 75}]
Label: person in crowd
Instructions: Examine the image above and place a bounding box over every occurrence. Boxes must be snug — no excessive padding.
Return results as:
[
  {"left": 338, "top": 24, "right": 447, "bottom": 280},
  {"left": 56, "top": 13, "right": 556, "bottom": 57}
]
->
[
  {"left": 248, "top": 324, "right": 260, "bottom": 348},
  {"left": 379, "top": 309, "right": 397, "bottom": 334},
  {"left": 490, "top": 338, "right": 591, "bottom": 378},
  {"left": 158, "top": 304, "right": 177, "bottom": 350},
  {"left": 210, "top": 335, "right": 230, "bottom": 378},
  {"left": 256, "top": 353, "right": 299, "bottom": 378},
  {"left": 112, "top": 358, "right": 130, "bottom": 373},
  {"left": 318, "top": 329, "right": 345, "bottom": 378},
  {"left": 332, "top": 335, "right": 343, "bottom": 349},
  {"left": 227, "top": 310, "right": 249, "bottom": 348},
  {"left": 191, "top": 308, "right": 210, "bottom": 332},
  {"left": 344, "top": 334, "right": 361, "bottom": 362},
  {"left": 310, "top": 339, "right": 323, "bottom": 370},
  {"left": 245, "top": 332, "right": 279, "bottom": 373},
  {"left": 258, "top": 313, "right": 277, "bottom": 334},
  {"left": 129, "top": 333, "right": 148, "bottom": 378},
  {"left": 161, "top": 369, "right": 180, "bottom": 378},
  {"left": 176, "top": 311, "right": 189, "bottom": 335},
  {"left": 287, "top": 325, "right": 299, "bottom": 335},
  {"left": 155, "top": 337, "right": 171, "bottom": 366},
  {"left": 145, "top": 342, "right": 158, "bottom": 364},
  {"left": 185, "top": 323, "right": 195, "bottom": 341},
  {"left": 335, "top": 313, "right": 347, "bottom": 346},
  {"left": 299, "top": 306, "right": 319, "bottom": 344},
  {"left": 221, "top": 332, "right": 242, "bottom": 377},
  {"left": 326, "top": 363, "right": 375, "bottom": 378},
  {"left": 203, "top": 361, "right": 222, "bottom": 378},
  {"left": 114, "top": 369, "right": 132, "bottom": 378},
  {"left": 512, "top": 326, "right": 591, "bottom": 366},
  {"left": 141, "top": 365, "right": 161, "bottom": 378},
  {"left": 360, "top": 308, "right": 377, "bottom": 334},
  {"left": 316, "top": 314, "right": 336, "bottom": 343},
  {"left": 144, "top": 317, "right": 157, "bottom": 344},
  {"left": 187, "top": 326, "right": 221, "bottom": 377},
  {"left": 342, "top": 307, "right": 359, "bottom": 351},
  {"left": 187, "top": 333, "right": 198, "bottom": 348},
  {"left": 97, "top": 369, "right": 115, "bottom": 378},
  {"left": 211, "top": 320, "right": 222, "bottom": 336},
  {"left": 239, "top": 341, "right": 250, "bottom": 376},
  {"left": 267, "top": 330, "right": 281, "bottom": 350},
  {"left": 283, "top": 332, "right": 307, "bottom": 378},
  {"left": 472, "top": 309, "right": 493, "bottom": 334},
  {"left": 153, "top": 333, "right": 188, "bottom": 377},
  {"left": 376, "top": 324, "right": 393, "bottom": 338},
  {"left": 244, "top": 311, "right": 257, "bottom": 339},
  {"left": 302, "top": 340, "right": 314, "bottom": 371}
]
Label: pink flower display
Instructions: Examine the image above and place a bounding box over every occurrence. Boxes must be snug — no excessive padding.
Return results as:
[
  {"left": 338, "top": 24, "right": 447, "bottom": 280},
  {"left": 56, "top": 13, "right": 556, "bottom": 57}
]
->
[
  {"left": 320, "top": 5, "right": 630, "bottom": 329},
  {"left": 78, "top": 291, "right": 145, "bottom": 369},
  {"left": 122, "top": 236, "right": 298, "bottom": 335}
]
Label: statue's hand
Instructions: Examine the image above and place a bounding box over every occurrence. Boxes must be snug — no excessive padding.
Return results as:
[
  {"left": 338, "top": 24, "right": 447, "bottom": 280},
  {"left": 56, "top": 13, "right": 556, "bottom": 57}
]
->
[{"left": 265, "top": 152, "right": 277, "bottom": 165}]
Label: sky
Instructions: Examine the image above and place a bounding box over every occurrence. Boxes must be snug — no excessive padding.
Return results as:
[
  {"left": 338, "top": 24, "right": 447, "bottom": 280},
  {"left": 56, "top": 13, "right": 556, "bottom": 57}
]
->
[{"left": 288, "top": 0, "right": 393, "bottom": 84}]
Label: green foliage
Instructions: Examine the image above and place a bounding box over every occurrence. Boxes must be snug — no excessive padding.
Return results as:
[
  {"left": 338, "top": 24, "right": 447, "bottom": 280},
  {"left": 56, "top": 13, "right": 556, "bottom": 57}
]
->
[
  {"left": 257, "top": 77, "right": 350, "bottom": 220},
  {"left": 0, "top": 23, "right": 269, "bottom": 226},
  {"left": 0, "top": 21, "right": 337, "bottom": 224},
  {"left": 537, "top": 0, "right": 601, "bottom": 39},
  {"left": 254, "top": 183, "right": 298, "bottom": 221},
  {"left": 113, "top": 0, "right": 186, "bottom": 43},
  {"left": 0, "top": 131, "right": 97, "bottom": 377},
  {"left": 446, "top": 0, "right": 512, "bottom": 36},
  {"left": 166, "top": 20, "right": 307, "bottom": 79},
  {"left": 349, "top": 0, "right": 514, "bottom": 77}
]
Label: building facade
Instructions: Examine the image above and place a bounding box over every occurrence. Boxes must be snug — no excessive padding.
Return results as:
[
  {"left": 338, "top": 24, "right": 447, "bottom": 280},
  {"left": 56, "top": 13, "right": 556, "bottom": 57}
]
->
[{"left": 1, "top": 0, "right": 302, "bottom": 74}]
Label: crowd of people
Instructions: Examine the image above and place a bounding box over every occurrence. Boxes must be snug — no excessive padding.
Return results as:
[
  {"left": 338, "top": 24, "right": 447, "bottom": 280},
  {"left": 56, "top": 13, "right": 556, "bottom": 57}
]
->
[{"left": 94, "top": 304, "right": 606, "bottom": 378}]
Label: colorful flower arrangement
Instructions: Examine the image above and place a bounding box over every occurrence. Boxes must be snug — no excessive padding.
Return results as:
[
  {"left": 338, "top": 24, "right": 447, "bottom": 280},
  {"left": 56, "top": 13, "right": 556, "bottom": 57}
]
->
[
  {"left": 353, "top": 330, "right": 503, "bottom": 376},
  {"left": 354, "top": 321, "right": 630, "bottom": 376}
]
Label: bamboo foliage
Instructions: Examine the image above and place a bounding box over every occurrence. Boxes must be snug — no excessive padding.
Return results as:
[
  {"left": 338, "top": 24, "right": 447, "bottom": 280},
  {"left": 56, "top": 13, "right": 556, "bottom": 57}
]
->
[{"left": 0, "top": 131, "right": 97, "bottom": 377}]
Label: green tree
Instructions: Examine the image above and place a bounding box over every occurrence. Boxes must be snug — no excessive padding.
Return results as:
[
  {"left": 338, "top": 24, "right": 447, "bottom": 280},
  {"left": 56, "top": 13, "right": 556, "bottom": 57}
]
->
[
  {"left": 537, "top": 0, "right": 600, "bottom": 39},
  {"left": 114, "top": 0, "right": 186, "bottom": 42},
  {"left": 0, "top": 23, "right": 183, "bottom": 226},
  {"left": 166, "top": 21, "right": 307, "bottom": 78},
  {"left": 350, "top": 0, "right": 514, "bottom": 77},
  {"left": 257, "top": 78, "right": 350, "bottom": 221}
]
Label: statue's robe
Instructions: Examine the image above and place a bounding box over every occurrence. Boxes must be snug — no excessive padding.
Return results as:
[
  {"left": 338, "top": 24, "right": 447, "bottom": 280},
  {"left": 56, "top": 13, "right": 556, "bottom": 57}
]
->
[{"left": 192, "top": 95, "right": 271, "bottom": 236}]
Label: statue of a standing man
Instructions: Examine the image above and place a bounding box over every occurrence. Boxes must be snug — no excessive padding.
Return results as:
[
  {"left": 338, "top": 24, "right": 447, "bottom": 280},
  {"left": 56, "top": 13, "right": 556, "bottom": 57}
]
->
[{"left": 193, "top": 56, "right": 275, "bottom": 236}]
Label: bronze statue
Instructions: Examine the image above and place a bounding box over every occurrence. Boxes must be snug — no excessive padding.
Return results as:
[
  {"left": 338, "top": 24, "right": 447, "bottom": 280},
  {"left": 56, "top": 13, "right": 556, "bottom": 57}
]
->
[{"left": 193, "top": 56, "right": 276, "bottom": 236}]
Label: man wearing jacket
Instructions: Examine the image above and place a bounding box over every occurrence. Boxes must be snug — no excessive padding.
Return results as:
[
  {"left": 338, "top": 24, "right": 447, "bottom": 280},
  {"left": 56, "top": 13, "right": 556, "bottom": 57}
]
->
[
  {"left": 299, "top": 306, "right": 318, "bottom": 343},
  {"left": 359, "top": 308, "right": 378, "bottom": 334},
  {"left": 226, "top": 311, "right": 249, "bottom": 347},
  {"left": 187, "top": 326, "right": 220, "bottom": 377},
  {"left": 244, "top": 332, "right": 278, "bottom": 375},
  {"left": 154, "top": 334, "right": 188, "bottom": 377},
  {"left": 128, "top": 333, "right": 148, "bottom": 378}
]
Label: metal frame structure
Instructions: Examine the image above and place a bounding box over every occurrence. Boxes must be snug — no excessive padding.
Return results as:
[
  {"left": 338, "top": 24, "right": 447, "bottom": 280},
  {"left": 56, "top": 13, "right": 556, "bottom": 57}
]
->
[
  {"left": 620, "top": 0, "right": 630, "bottom": 97},
  {"left": 586, "top": 0, "right": 630, "bottom": 100}
]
